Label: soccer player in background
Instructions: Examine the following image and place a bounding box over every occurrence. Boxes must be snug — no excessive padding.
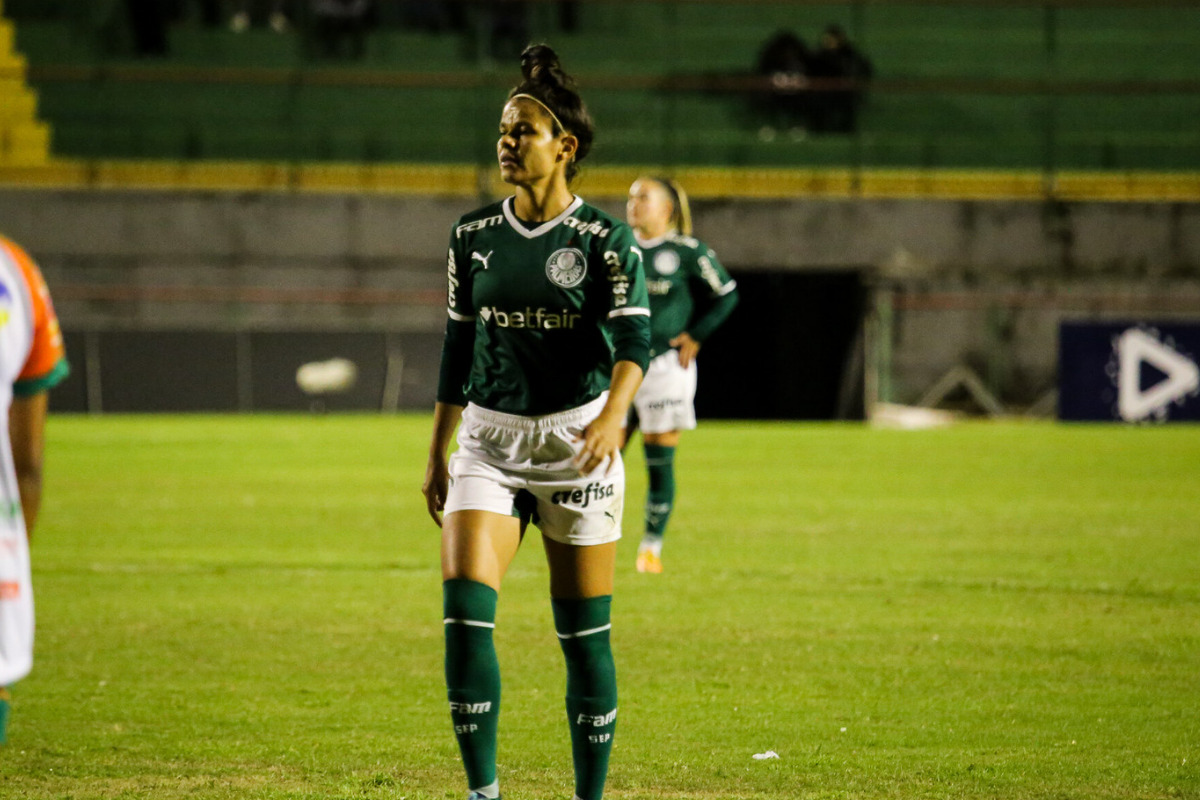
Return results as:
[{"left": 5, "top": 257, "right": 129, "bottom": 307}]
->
[
  {"left": 421, "top": 45, "right": 650, "bottom": 800},
  {"left": 0, "top": 235, "right": 70, "bottom": 744},
  {"left": 623, "top": 178, "right": 739, "bottom": 574}
]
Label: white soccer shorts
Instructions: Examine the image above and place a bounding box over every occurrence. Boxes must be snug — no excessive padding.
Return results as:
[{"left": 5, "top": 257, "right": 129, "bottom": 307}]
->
[
  {"left": 0, "top": 524, "right": 34, "bottom": 686},
  {"left": 630, "top": 350, "right": 698, "bottom": 434},
  {"left": 445, "top": 394, "right": 624, "bottom": 546}
]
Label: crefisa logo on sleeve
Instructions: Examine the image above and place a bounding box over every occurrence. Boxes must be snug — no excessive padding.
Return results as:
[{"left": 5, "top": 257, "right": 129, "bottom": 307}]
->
[{"left": 545, "top": 248, "right": 587, "bottom": 288}]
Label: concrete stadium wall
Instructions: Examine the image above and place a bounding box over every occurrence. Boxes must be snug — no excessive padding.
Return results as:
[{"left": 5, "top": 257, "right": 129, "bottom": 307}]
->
[{"left": 3, "top": 188, "right": 1199, "bottom": 410}]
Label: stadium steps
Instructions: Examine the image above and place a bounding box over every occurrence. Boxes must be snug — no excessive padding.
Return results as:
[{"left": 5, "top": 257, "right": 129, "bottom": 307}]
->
[{"left": 0, "top": 13, "right": 50, "bottom": 165}]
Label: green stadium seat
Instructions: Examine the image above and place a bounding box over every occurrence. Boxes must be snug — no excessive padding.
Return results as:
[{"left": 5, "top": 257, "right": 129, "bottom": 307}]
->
[
  {"left": 858, "top": 134, "right": 935, "bottom": 169},
  {"left": 199, "top": 124, "right": 298, "bottom": 161},
  {"left": 1111, "top": 135, "right": 1200, "bottom": 171},
  {"left": 359, "top": 30, "right": 468, "bottom": 71},
  {"left": 930, "top": 135, "right": 1047, "bottom": 169},
  {"left": 12, "top": 20, "right": 98, "bottom": 65},
  {"left": 52, "top": 121, "right": 196, "bottom": 159},
  {"left": 168, "top": 28, "right": 301, "bottom": 68}
]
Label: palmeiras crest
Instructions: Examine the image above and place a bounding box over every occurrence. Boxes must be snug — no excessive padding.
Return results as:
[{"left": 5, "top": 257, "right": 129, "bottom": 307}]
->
[
  {"left": 653, "top": 250, "right": 681, "bottom": 275},
  {"left": 545, "top": 248, "right": 587, "bottom": 288}
]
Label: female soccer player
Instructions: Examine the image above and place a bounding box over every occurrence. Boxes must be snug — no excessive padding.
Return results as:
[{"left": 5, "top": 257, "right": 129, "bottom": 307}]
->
[
  {"left": 422, "top": 45, "right": 650, "bottom": 800},
  {"left": 623, "top": 177, "right": 739, "bottom": 574}
]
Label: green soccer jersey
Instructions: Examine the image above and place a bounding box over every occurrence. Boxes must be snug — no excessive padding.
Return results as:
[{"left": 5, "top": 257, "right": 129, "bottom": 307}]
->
[
  {"left": 441, "top": 196, "right": 651, "bottom": 416},
  {"left": 638, "top": 232, "right": 739, "bottom": 358}
]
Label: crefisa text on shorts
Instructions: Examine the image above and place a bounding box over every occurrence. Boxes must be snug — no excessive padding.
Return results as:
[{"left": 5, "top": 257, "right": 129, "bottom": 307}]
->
[{"left": 551, "top": 482, "right": 615, "bottom": 508}]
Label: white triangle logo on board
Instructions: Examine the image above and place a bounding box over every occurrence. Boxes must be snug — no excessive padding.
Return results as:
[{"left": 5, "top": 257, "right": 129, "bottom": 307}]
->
[{"left": 1117, "top": 328, "right": 1200, "bottom": 422}]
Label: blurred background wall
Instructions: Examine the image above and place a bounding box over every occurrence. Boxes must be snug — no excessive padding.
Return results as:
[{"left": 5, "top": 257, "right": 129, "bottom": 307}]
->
[{"left": 2, "top": 0, "right": 1198, "bottom": 418}]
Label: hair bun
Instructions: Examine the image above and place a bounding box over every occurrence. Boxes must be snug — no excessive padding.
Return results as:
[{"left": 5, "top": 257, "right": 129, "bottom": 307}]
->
[
  {"left": 520, "top": 44, "right": 572, "bottom": 90},
  {"left": 509, "top": 43, "right": 593, "bottom": 182}
]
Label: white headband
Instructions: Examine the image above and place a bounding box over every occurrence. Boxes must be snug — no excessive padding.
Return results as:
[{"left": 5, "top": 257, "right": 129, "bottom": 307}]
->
[{"left": 510, "top": 93, "right": 568, "bottom": 136}]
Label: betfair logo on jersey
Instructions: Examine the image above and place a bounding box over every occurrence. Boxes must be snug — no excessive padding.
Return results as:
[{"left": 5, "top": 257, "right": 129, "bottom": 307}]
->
[
  {"left": 551, "top": 482, "right": 615, "bottom": 508},
  {"left": 576, "top": 708, "right": 617, "bottom": 727},
  {"left": 455, "top": 214, "right": 503, "bottom": 238},
  {"left": 478, "top": 306, "right": 582, "bottom": 329},
  {"left": 449, "top": 701, "right": 493, "bottom": 714}
]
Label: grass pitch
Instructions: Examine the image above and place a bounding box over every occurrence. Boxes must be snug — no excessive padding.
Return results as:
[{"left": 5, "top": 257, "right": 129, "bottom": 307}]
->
[{"left": 2, "top": 415, "right": 1197, "bottom": 800}]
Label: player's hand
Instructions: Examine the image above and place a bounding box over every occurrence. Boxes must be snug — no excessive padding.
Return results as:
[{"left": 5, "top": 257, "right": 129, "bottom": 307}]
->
[
  {"left": 671, "top": 332, "right": 701, "bottom": 368},
  {"left": 573, "top": 409, "right": 624, "bottom": 476},
  {"left": 423, "top": 454, "right": 450, "bottom": 528}
]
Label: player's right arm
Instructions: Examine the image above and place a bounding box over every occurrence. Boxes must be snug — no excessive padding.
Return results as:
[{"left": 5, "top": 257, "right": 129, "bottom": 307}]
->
[
  {"left": 423, "top": 233, "right": 477, "bottom": 527},
  {"left": 424, "top": 401, "right": 463, "bottom": 528}
]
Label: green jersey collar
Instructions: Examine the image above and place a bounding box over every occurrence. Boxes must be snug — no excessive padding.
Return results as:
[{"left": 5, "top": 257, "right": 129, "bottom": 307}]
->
[
  {"left": 634, "top": 230, "right": 676, "bottom": 249},
  {"left": 502, "top": 196, "right": 584, "bottom": 240}
]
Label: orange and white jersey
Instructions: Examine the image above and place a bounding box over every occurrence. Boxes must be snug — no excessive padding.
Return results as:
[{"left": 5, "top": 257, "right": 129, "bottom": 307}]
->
[
  {"left": 0, "top": 236, "right": 68, "bottom": 407},
  {"left": 0, "top": 235, "right": 68, "bottom": 686}
]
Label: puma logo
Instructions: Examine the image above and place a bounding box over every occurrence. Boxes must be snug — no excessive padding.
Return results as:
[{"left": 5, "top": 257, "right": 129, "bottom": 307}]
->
[{"left": 472, "top": 251, "right": 493, "bottom": 270}]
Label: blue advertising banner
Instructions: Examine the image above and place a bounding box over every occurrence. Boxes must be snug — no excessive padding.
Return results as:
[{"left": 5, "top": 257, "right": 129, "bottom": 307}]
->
[{"left": 1059, "top": 322, "right": 1200, "bottom": 422}]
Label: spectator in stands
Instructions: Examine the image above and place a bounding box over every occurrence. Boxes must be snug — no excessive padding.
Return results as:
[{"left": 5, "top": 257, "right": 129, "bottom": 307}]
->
[
  {"left": 754, "top": 29, "right": 811, "bottom": 140},
  {"left": 171, "top": 0, "right": 222, "bottom": 27},
  {"left": 558, "top": 1, "right": 579, "bottom": 33},
  {"left": 808, "top": 24, "right": 873, "bottom": 134},
  {"left": 403, "top": 0, "right": 467, "bottom": 33},
  {"left": 231, "top": 0, "right": 292, "bottom": 34},
  {"left": 485, "top": 0, "right": 530, "bottom": 60},
  {"left": 126, "top": 0, "right": 170, "bottom": 56},
  {"left": 310, "top": 0, "right": 374, "bottom": 59}
]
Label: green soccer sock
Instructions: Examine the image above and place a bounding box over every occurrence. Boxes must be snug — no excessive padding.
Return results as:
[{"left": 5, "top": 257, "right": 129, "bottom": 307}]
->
[
  {"left": 553, "top": 596, "right": 617, "bottom": 800},
  {"left": 643, "top": 444, "right": 676, "bottom": 541},
  {"left": 443, "top": 579, "right": 501, "bottom": 796},
  {"left": 0, "top": 686, "right": 11, "bottom": 745}
]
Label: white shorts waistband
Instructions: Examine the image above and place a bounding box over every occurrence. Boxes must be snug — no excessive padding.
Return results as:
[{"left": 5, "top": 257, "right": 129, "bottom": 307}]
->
[{"left": 465, "top": 393, "right": 609, "bottom": 433}]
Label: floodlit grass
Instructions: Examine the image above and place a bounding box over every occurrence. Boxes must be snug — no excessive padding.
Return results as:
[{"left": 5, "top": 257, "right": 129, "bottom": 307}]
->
[{"left": 2, "top": 415, "right": 1198, "bottom": 800}]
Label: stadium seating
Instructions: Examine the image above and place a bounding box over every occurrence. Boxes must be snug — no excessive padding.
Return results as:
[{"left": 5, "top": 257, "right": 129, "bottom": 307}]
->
[{"left": 5, "top": 2, "right": 1200, "bottom": 171}]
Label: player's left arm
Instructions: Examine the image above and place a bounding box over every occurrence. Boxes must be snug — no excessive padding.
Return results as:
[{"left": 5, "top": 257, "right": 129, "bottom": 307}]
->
[
  {"left": 9, "top": 393, "right": 47, "bottom": 538},
  {"left": 673, "top": 245, "right": 739, "bottom": 368},
  {"left": 576, "top": 229, "right": 650, "bottom": 475},
  {"left": 5, "top": 238, "right": 69, "bottom": 539}
]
